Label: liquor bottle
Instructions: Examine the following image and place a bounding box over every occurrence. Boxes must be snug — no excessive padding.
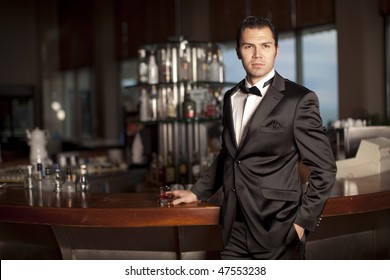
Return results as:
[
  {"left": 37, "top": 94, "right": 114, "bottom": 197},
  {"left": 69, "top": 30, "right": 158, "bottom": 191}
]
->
[
  {"left": 196, "top": 48, "right": 207, "bottom": 81},
  {"left": 35, "top": 159, "right": 44, "bottom": 182},
  {"left": 157, "top": 154, "right": 165, "bottom": 185},
  {"left": 24, "top": 165, "right": 34, "bottom": 189},
  {"left": 204, "top": 91, "right": 217, "bottom": 118},
  {"left": 178, "top": 152, "right": 188, "bottom": 184},
  {"left": 166, "top": 87, "right": 177, "bottom": 119},
  {"left": 217, "top": 49, "right": 225, "bottom": 83},
  {"left": 62, "top": 166, "right": 76, "bottom": 193},
  {"left": 165, "top": 151, "right": 176, "bottom": 184},
  {"left": 77, "top": 164, "right": 89, "bottom": 192},
  {"left": 149, "top": 153, "right": 165, "bottom": 185},
  {"left": 149, "top": 85, "right": 158, "bottom": 120},
  {"left": 150, "top": 153, "right": 157, "bottom": 184},
  {"left": 182, "top": 92, "right": 196, "bottom": 119},
  {"left": 208, "top": 52, "right": 220, "bottom": 82},
  {"left": 137, "top": 48, "right": 149, "bottom": 84},
  {"left": 53, "top": 163, "right": 63, "bottom": 193},
  {"left": 178, "top": 47, "right": 191, "bottom": 81},
  {"left": 148, "top": 51, "right": 159, "bottom": 84},
  {"left": 139, "top": 88, "right": 150, "bottom": 121},
  {"left": 159, "top": 48, "right": 171, "bottom": 83},
  {"left": 213, "top": 90, "right": 223, "bottom": 118},
  {"left": 42, "top": 166, "right": 53, "bottom": 191},
  {"left": 158, "top": 87, "right": 167, "bottom": 120}
]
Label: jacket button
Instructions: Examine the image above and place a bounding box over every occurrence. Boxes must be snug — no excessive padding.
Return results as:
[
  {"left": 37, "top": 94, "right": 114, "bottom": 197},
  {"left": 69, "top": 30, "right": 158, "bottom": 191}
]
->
[
  {"left": 235, "top": 160, "right": 241, "bottom": 165},
  {"left": 232, "top": 188, "right": 236, "bottom": 192}
]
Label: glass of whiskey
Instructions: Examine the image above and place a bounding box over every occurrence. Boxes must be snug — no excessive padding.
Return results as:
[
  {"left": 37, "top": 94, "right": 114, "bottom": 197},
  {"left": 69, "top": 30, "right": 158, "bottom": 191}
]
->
[{"left": 159, "top": 185, "right": 175, "bottom": 207}]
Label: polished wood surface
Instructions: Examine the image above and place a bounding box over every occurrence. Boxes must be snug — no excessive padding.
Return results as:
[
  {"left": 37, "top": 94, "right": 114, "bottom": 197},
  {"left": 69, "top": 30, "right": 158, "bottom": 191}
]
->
[
  {"left": 325, "top": 171, "right": 390, "bottom": 216},
  {"left": 0, "top": 188, "right": 220, "bottom": 227},
  {"left": 0, "top": 171, "right": 390, "bottom": 227}
]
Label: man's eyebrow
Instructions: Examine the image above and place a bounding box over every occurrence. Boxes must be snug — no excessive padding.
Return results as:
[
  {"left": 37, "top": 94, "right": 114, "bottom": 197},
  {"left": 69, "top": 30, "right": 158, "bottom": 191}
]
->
[{"left": 240, "top": 41, "right": 274, "bottom": 46}]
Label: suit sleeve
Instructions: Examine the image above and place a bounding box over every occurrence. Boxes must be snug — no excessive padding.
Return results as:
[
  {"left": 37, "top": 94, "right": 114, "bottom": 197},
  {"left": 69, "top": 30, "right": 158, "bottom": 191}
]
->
[
  {"left": 190, "top": 148, "right": 226, "bottom": 201},
  {"left": 293, "top": 91, "right": 337, "bottom": 232}
]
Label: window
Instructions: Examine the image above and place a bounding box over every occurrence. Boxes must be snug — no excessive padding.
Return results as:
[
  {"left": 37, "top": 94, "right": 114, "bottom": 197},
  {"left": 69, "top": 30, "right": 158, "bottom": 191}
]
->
[
  {"left": 301, "top": 26, "right": 338, "bottom": 127},
  {"left": 275, "top": 32, "right": 296, "bottom": 81},
  {"left": 61, "top": 68, "right": 95, "bottom": 141}
]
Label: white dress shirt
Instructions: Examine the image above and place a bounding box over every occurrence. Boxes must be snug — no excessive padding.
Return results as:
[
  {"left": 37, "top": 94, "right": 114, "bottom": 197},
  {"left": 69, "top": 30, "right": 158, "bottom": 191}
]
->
[{"left": 232, "top": 69, "right": 275, "bottom": 145}]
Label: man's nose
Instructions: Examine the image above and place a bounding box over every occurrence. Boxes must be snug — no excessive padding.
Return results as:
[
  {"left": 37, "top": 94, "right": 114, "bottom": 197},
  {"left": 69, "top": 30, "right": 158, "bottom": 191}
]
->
[{"left": 253, "top": 47, "right": 262, "bottom": 58}]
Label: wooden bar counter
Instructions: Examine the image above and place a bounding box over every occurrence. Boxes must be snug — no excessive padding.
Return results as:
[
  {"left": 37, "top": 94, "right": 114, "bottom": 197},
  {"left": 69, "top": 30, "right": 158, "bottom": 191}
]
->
[
  {"left": 0, "top": 191, "right": 220, "bottom": 228},
  {"left": 0, "top": 171, "right": 389, "bottom": 259}
]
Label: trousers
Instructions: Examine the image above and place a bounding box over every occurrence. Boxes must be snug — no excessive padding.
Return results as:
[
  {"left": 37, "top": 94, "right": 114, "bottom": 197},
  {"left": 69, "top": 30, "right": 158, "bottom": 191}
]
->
[{"left": 220, "top": 219, "right": 306, "bottom": 260}]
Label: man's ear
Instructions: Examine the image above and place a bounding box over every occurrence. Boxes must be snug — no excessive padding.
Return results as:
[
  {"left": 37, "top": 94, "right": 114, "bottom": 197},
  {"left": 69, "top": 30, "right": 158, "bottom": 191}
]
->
[{"left": 236, "top": 48, "right": 242, "bottom": 60}]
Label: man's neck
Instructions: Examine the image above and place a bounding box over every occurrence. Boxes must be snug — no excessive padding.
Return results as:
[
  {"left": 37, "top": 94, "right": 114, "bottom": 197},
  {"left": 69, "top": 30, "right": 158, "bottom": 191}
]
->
[{"left": 246, "top": 69, "right": 275, "bottom": 88}]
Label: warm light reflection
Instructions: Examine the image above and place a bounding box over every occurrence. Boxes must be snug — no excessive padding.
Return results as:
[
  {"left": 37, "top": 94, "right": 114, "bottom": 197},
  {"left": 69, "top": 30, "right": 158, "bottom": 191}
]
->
[
  {"left": 57, "top": 109, "right": 66, "bottom": 121},
  {"left": 343, "top": 180, "right": 359, "bottom": 196},
  {"left": 51, "top": 101, "right": 61, "bottom": 111}
]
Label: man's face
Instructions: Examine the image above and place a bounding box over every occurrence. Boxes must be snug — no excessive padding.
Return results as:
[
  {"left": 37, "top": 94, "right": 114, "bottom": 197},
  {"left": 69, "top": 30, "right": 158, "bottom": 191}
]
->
[{"left": 236, "top": 27, "right": 279, "bottom": 85}]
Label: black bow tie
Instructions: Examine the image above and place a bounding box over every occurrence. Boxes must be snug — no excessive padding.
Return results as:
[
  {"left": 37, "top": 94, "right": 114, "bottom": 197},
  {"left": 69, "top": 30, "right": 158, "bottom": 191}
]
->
[{"left": 238, "top": 77, "right": 273, "bottom": 97}]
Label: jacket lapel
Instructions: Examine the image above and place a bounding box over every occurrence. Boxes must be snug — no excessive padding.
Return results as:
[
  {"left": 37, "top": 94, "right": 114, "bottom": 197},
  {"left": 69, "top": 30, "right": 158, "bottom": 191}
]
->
[
  {"left": 223, "top": 82, "right": 242, "bottom": 157},
  {"left": 238, "top": 72, "right": 285, "bottom": 150}
]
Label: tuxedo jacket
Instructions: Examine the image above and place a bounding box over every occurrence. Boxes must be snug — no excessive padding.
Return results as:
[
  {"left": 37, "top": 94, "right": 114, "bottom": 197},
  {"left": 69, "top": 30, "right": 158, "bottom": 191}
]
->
[{"left": 191, "top": 71, "right": 337, "bottom": 249}]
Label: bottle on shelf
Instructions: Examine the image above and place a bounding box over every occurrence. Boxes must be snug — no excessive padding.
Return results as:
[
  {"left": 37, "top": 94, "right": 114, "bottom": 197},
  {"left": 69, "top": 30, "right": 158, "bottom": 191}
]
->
[
  {"left": 148, "top": 50, "right": 159, "bottom": 84},
  {"left": 182, "top": 92, "right": 196, "bottom": 119},
  {"left": 165, "top": 151, "right": 176, "bottom": 184},
  {"left": 150, "top": 85, "right": 158, "bottom": 120},
  {"left": 131, "top": 39, "right": 228, "bottom": 189},
  {"left": 157, "top": 154, "right": 165, "bottom": 185},
  {"left": 35, "top": 159, "right": 44, "bottom": 182},
  {"left": 208, "top": 52, "right": 220, "bottom": 82},
  {"left": 159, "top": 48, "right": 172, "bottom": 83},
  {"left": 77, "top": 164, "right": 89, "bottom": 192},
  {"left": 53, "top": 163, "right": 63, "bottom": 193},
  {"left": 196, "top": 48, "right": 208, "bottom": 81},
  {"left": 178, "top": 47, "right": 191, "bottom": 81},
  {"left": 158, "top": 87, "right": 167, "bottom": 120},
  {"left": 217, "top": 49, "right": 225, "bottom": 83},
  {"left": 139, "top": 88, "right": 150, "bottom": 121},
  {"left": 62, "top": 166, "right": 76, "bottom": 193},
  {"left": 149, "top": 153, "right": 158, "bottom": 185},
  {"left": 202, "top": 89, "right": 217, "bottom": 118},
  {"left": 213, "top": 90, "right": 223, "bottom": 118},
  {"left": 166, "top": 87, "right": 177, "bottom": 119},
  {"left": 137, "top": 48, "right": 149, "bottom": 84},
  {"left": 24, "top": 165, "right": 34, "bottom": 189},
  {"left": 42, "top": 166, "right": 53, "bottom": 191},
  {"left": 149, "top": 153, "right": 163, "bottom": 186},
  {"left": 178, "top": 152, "right": 188, "bottom": 184}
]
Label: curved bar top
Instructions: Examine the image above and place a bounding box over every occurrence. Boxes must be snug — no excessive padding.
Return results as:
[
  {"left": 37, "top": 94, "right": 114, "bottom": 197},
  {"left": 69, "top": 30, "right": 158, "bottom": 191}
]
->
[
  {"left": 0, "top": 171, "right": 390, "bottom": 228},
  {"left": 0, "top": 189, "right": 220, "bottom": 228},
  {"left": 325, "top": 171, "right": 390, "bottom": 216}
]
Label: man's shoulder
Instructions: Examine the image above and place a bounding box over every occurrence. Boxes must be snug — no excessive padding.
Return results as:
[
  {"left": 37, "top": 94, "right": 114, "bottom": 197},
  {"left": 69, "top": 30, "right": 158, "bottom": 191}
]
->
[
  {"left": 223, "top": 80, "right": 243, "bottom": 100},
  {"left": 226, "top": 80, "right": 243, "bottom": 93},
  {"left": 283, "top": 78, "right": 312, "bottom": 94}
]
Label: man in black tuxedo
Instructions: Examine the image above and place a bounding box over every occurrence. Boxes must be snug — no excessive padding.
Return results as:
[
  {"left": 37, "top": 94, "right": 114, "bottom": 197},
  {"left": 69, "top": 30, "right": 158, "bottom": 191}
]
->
[{"left": 173, "top": 16, "right": 337, "bottom": 259}]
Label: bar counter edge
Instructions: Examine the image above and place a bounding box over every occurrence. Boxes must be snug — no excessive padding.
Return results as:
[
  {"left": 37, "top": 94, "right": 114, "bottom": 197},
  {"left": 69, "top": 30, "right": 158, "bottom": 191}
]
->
[{"left": 0, "top": 171, "right": 389, "bottom": 260}]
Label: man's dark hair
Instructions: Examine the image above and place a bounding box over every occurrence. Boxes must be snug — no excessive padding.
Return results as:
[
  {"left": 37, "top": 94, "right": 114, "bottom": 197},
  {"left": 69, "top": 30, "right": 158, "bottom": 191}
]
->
[{"left": 235, "top": 16, "right": 279, "bottom": 49}]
